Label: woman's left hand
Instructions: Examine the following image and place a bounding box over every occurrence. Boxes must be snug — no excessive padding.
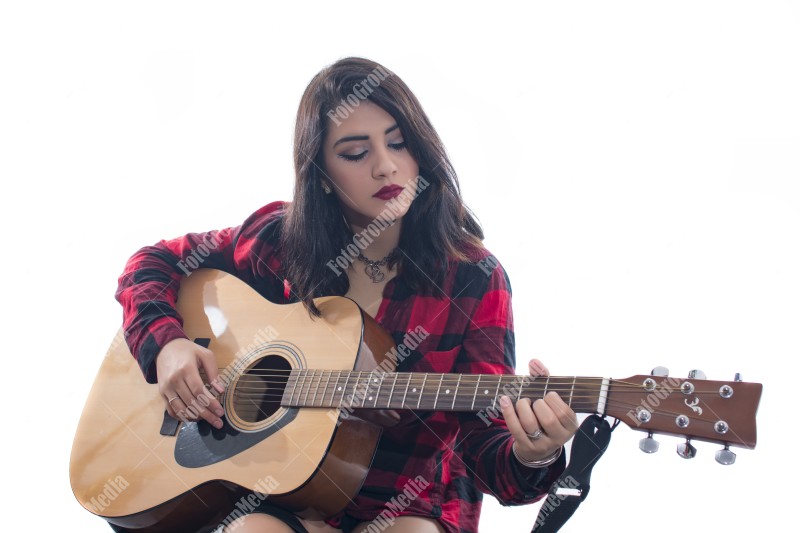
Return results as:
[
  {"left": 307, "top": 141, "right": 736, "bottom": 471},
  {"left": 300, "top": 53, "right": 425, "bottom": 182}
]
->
[{"left": 499, "top": 358, "right": 579, "bottom": 462}]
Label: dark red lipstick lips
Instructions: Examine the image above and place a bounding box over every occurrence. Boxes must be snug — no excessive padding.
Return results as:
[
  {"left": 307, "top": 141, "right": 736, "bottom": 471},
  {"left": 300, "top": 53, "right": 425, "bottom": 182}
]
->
[{"left": 373, "top": 185, "right": 404, "bottom": 200}]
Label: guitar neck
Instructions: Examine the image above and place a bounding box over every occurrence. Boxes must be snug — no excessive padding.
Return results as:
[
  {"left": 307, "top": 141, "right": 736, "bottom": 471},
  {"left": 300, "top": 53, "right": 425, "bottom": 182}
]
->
[{"left": 282, "top": 370, "right": 608, "bottom": 414}]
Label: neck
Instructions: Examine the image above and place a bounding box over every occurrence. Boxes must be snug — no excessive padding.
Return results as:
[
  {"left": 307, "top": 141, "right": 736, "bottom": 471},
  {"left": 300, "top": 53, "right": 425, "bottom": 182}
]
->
[
  {"left": 283, "top": 370, "right": 609, "bottom": 415},
  {"left": 346, "top": 216, "right": 402, "bottom": 261}
]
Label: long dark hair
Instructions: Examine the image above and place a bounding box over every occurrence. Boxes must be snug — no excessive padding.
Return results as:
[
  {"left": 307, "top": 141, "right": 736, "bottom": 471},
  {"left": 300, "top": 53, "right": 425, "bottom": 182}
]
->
[{"left": 281, "top": 56, "right": 485, "bottom": 316}]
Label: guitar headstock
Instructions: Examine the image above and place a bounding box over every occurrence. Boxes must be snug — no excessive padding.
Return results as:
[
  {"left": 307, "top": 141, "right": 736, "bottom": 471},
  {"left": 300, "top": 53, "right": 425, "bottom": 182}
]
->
[{"left": 605, "top": 370, "right": 762, "bottom": 463}]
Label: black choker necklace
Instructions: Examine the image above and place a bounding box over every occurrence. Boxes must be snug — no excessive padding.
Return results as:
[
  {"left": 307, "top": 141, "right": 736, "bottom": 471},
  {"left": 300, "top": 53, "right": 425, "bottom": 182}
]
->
[{"left": 356, "top": 248, "right": 400, "bottom": 283}]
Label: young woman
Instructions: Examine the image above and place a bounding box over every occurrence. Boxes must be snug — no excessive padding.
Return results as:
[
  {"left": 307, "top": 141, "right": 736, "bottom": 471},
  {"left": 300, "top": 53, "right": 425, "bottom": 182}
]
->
[{"left": 115, "top": 57, "right": 579, "bottom": 533}]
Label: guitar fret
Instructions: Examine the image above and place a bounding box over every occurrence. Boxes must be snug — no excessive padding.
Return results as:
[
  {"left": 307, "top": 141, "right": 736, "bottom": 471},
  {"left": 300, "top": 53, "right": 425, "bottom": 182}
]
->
[
  {"left": 284, "top": 370, "right": 295, "bottom": 405},
  {"left": 543, "top": 375, "right": 550, "bottom": 396},
  {"left": 320, "top": 371, "right": 331, "bottom": 407},
  {"left": 294, "top": 370, "right": 306, "bottom": 406},
  {"left": 434, "top": 374, "right": 444, "bottom": 410},
  {"left": 344, "top": 372, "right": 354, "bottom": 409},
  {"left": 569, "top": 376, "right": 575, "bottom": 408},
  {"left": 492, "top": 376, "right": 502, "bottom": 412},
  {"left": 401, "top": 373, "right": 411, "bottom": 408},
  {"left": 359, "top": 372, "right": 369, "bottom": 408},
  {"left": 315, "top": 369, "right": 322, "bottom": 406},
  {"left": 417, "top": 374, "right": 428, "bottom": 409},
  {"left": 307, "top": 370, "right": 315, "bottom": 407},
  {"left": 330, "top": 370, "right": 342, "bottom": 407},
  {"left": 315, "top": 370, "right": 323, "bottom": 406},
  {"left": 312, "top": 370, "right": 322, "bottom": 406},
  {"left": 451, "top": 374, "right": 461, "bottom": 410},
  {"left": 471, "top": 375, "right": 480, "bottom": 411},
  {"left": 373, "top": 373, "right": 383, "bottom": 408},
  {"left": 388, "top": 373, "right": 398, "bottom": 409},
  {"left": 303, "top": 370, "right": 314, "bottom": 406}
]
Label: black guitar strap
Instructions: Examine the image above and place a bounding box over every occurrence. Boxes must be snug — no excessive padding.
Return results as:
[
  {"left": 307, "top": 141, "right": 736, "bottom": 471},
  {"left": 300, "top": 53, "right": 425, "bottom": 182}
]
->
[{"left": 531, "top": 415, "right": 615, "bottom": 533}]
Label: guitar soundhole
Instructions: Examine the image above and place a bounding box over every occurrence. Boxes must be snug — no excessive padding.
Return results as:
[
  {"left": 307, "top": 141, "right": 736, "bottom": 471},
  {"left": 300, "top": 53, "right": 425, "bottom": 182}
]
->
[{"left": 231, "top": 355, "right": 291, "bottom": 424}]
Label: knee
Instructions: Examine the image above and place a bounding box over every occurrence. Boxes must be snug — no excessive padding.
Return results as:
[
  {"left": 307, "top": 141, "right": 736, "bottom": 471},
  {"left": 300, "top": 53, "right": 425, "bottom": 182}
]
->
[{"left": 222, "top": 512, "right": 295, "bottom": 533}]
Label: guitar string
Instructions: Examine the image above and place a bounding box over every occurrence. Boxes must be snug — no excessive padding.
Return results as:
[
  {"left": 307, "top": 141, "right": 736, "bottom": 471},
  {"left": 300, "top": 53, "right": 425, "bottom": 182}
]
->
[
  {"left": 202, "top": 370, "right": 657, "bottom": 390},
  {"left": 197, "top": 371, "right": 733, "bottom": 421},
  {"left": 233, "top": 388, "right": 734, "bottom": 422},
  {"left": 219, "top": 376, "right": 724, "bottom": 396},
  {"left": 204, "top": 372, "right": 741, "bottom": 437},
  {"left": 209, "top": 368, "right": 718, "bottom": 391},
  {"left": 223, "top": 397, "right": 720, "bottom": 431},
  {"left": 220, "top": 377, "right": 735, "bottom": 430},
  {"left": 224, "top": 386, "right": 721, "bottom": 421}
]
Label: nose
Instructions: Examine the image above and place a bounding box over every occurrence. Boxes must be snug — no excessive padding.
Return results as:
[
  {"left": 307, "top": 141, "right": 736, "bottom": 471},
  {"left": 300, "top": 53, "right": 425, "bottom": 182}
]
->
[{"left": 371, "top": 143, "right": 399, "bottom": 179}]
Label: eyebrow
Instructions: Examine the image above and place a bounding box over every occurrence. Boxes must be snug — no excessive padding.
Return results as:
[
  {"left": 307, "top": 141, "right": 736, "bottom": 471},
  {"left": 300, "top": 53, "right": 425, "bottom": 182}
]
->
[{"left": 332, "top": 124, "right": 400, "bottom": 148}]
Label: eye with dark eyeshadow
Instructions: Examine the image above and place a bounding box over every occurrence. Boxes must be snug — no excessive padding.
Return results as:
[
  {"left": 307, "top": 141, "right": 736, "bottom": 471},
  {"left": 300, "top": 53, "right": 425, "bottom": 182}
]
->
[
  {"left": 338, "top": 141, "right": 407, "bottom": 162},
  {"left": 339, "top": 152, "right": 367, "bottom": 162}
]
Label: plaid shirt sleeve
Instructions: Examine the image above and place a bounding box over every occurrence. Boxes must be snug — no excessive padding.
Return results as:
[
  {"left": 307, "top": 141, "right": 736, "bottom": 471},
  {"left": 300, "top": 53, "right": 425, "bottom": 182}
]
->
[
  {"left": 114, "top": 201, "right": 288, "bottom": 383},
  {"left": 453, "top": 255, "right": 566, "bottom": 505}
]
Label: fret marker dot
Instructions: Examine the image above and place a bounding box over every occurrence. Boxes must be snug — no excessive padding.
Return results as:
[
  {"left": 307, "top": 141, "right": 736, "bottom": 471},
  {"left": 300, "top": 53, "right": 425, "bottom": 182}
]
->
[
  {"left": 338, "top": 387, "right": 342, "bottom": 391},
  {"left": 445, "top": 389, "right": 450, "bottom": 394},
  {"left": 484, "top": 389, "right": 489, "bottom": 394},
  {"left": 412, "top": 388, "right": 417, "bottom": 393},
  {"left": 369, "top": 396, "right": 373, "bottom": 401}
]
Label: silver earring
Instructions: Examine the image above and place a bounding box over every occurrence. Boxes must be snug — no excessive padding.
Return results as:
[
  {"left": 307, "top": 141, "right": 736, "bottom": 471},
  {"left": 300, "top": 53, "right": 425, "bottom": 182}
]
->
[{"left": 322, "top": 181, "right": 332, "bottom": 194}]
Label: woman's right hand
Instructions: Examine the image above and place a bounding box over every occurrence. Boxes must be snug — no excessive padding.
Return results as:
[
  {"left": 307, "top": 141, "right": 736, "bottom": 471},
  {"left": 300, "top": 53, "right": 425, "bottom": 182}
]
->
[{"left": 156, "top": 337, "right": 226, "bottom": 429}]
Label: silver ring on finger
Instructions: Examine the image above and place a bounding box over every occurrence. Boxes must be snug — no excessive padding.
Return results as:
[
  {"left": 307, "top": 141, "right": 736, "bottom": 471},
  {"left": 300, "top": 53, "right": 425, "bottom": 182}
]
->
[
  {"left": 527, "top": 429, "right": 544, "bottom": 441},
  {"left": 167, "top": 396, "right": 181, "bottom": 405}
]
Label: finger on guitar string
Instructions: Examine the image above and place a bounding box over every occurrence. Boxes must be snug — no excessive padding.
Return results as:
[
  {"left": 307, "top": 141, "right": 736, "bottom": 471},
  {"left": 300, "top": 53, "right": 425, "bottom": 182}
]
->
[
  {"left": 514, "top": 397, "right": 542, "bottom": 438},
  {"left": 544, "top": 390, "right": 580, "bottom": 432},
  {"left": 516, "top": 358, "right": 548, "bottom": 440},
  {"left": 532, "top": 392, "right": 579, "bottom": 446},
  {"left": 156, "top": 338, "right": 225, "bottom": 429},
  {"left": 498, "top": 395, "right": 557, "bottom": 461},
  {"left": 527, "top": 359, "right": 578, "bottom": 445}
]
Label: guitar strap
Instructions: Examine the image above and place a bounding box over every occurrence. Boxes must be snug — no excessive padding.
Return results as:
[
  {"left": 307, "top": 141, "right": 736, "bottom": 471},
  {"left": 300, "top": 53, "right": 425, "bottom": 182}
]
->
[{"left": 531, "top": 414, "right": 614, "bottom": 533}]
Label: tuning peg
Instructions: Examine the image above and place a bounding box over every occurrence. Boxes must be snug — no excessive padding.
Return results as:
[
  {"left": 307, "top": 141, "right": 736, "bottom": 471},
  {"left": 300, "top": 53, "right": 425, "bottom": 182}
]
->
[
  {"left": 688, "top": 369, "right": 706, "bottom": 380},
  {"left": 735, "top": 373, "right": 743, "bottom": 382},
  {"left": 676, "top": 439, "right": 697, "bottom": 459},
  {"left": 651, "top": 366, "right": 669, "bottom": 377},
  {"left": 715, "top": 445, "right": 737, "bottom": 465},
  {"left": 639, "top": 432, "right": 660, "bottom": 453}
]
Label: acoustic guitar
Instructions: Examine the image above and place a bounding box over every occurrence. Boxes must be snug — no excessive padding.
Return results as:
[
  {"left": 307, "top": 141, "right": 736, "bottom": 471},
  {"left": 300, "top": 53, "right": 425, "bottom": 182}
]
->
[{"left": 70, "top": 269, "right": 762, "bottom": 532}]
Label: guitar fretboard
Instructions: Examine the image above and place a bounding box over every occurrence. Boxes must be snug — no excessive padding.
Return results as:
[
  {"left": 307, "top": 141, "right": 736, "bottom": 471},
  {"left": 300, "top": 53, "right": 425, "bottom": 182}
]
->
[{"left": 282, "top": 370, "right": 607, "bottom": 414}]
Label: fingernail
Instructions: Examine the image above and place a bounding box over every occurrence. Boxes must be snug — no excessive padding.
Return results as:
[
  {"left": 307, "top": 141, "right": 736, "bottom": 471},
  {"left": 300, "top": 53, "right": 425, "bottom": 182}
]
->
[
  {"left": 499, "top": 395, "right": 510, "bottom": 407},
  {"left": 214, "top": 420, "right": 223, "bottom": 429},
  {"left": 215, "top": 408, "right": 224, "bottom": 417}
]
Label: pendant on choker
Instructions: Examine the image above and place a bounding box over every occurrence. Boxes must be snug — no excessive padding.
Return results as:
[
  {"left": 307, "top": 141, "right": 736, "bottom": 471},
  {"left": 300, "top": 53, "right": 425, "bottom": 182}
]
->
[{"left": 356, "top": 249, "right": 399, "bottom": 283}]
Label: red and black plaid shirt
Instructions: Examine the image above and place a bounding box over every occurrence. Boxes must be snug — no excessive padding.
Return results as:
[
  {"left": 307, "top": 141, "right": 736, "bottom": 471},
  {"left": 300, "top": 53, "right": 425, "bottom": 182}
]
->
[{"left": 115, "top": 200, "right": 565, "bottom": 533}]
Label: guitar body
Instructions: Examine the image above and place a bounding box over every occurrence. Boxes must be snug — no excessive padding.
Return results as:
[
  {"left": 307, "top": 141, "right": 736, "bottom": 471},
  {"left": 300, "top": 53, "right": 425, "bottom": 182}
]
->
[{"left": 70, "top": 269, "right": 395, "bottom": 532}]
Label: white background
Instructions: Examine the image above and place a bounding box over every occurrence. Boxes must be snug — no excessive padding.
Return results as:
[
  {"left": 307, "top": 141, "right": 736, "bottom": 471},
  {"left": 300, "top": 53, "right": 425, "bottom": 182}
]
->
[{"left": 1, "top": 1, "right": 797, "bottom": 531}]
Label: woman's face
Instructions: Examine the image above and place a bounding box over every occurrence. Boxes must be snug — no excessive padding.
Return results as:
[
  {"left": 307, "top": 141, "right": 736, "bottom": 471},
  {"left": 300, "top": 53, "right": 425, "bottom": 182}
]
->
[{"left": 321, "top": 100, "right": 420, "bottom": 227}]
